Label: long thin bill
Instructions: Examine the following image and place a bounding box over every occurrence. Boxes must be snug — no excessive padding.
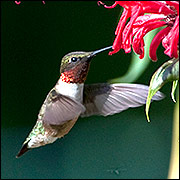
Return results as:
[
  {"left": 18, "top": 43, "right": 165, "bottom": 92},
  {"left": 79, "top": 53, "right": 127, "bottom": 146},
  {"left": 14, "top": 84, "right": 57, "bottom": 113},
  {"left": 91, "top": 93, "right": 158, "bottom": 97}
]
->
[{"left": 92, "top": 46, "right": 113, "bottom": 56}]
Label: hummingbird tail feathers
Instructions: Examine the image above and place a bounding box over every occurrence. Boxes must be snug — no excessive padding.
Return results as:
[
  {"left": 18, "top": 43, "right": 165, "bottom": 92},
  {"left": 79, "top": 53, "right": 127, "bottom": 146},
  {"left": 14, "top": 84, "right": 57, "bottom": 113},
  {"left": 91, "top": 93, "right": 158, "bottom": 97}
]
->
[{"left": 16, "top": 142, "right": 30, "bottom": 158}]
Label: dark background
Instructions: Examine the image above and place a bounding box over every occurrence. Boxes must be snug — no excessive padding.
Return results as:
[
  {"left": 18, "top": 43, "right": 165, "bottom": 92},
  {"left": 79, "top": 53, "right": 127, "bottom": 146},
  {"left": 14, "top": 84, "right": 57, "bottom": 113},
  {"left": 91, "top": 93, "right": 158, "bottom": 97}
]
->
[{"left": 1, "top": 1, "right": 175, "bottom": 179}]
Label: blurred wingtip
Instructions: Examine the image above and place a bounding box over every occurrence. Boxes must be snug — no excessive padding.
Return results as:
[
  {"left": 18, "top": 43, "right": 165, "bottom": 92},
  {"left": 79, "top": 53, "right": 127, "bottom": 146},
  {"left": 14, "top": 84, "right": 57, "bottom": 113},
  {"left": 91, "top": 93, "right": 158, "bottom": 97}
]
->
[{"left": 152, "top": 90, "right": 165, "bottom": 101}]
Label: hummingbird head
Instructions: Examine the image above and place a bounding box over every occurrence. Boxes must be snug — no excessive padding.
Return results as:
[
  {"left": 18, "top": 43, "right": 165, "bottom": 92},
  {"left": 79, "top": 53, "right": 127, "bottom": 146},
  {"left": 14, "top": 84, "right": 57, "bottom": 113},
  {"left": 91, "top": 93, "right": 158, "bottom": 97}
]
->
[{"left": 60, "top": 46, "right": 112, "bottom": 83}]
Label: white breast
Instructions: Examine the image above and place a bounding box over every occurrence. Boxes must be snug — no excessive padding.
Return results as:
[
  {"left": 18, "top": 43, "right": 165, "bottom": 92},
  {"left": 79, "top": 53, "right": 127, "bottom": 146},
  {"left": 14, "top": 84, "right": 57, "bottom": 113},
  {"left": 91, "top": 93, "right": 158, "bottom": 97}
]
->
[{"left": 55, "top": 79, "right": 84, "bottom": 103}]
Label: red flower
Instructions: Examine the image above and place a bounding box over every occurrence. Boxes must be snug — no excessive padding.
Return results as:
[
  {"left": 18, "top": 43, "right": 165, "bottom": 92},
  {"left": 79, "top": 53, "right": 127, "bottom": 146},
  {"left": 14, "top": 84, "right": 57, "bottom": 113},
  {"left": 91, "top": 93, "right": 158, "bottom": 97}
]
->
[
  {"left": 98, "top": 1, "right": 179, "bottom": 61},
  {"left": 14, "top": 1, "right": 45, "bottom": 5}
]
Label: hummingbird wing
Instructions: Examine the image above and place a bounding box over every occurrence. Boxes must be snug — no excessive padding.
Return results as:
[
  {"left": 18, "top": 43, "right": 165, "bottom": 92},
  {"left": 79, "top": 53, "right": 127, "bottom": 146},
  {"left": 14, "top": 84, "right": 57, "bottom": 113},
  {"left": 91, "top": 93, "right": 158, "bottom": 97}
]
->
[
  {"left": 41, "top": 89, "right": 86, "bottom": 125},
  {"left": 81, "top": 83, "right": 164, "bottom": 117}
]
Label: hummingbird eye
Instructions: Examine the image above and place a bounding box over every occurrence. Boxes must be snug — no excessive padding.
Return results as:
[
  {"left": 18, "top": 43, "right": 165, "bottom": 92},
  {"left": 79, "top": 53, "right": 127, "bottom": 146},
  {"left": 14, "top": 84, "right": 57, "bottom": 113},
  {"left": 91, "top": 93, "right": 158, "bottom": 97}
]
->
[{"left": 70, "top": 57, "right": 78, "bottom": 62}]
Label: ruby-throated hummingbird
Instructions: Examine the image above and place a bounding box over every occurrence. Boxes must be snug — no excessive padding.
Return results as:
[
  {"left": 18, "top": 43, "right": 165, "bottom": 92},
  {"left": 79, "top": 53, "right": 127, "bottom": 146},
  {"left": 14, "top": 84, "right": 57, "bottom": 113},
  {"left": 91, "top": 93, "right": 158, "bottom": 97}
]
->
[{"left": 16, "top": 46, "right": 164, "bottom": 158}]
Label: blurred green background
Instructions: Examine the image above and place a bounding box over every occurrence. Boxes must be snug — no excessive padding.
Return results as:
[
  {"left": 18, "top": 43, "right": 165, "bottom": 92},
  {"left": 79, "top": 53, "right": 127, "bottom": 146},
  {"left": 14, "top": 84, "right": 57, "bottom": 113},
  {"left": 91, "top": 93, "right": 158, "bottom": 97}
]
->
[{"left": 1, "top": 1, "right": 175, "bottom": 179}]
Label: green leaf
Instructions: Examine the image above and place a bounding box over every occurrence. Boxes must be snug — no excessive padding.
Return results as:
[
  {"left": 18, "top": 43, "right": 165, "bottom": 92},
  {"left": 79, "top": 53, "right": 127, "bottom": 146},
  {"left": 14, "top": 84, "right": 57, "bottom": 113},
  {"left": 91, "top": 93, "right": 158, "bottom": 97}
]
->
[
  {"left": 171, "top": 80, "right": 179, "bottom": 103},
  {"left": 145, "top": 58, "right": 179, "bottom": 122}
]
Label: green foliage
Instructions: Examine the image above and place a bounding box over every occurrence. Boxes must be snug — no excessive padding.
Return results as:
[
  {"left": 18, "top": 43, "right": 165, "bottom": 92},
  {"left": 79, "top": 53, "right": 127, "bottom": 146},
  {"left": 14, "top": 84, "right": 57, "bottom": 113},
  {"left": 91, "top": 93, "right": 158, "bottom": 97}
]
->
[
  {"left": 146, "top": 58, "right": 179, "bottom": 121},
  {"left": 171, "top": 80, "right": 179, "bottom": 103}
]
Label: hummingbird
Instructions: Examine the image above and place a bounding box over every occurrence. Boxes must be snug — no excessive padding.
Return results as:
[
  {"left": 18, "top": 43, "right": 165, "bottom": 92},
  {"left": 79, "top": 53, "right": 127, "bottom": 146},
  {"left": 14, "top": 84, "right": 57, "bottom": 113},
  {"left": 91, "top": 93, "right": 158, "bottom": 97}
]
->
[{"left": 16, "top": 46, "right": 164, "bottom": 158}]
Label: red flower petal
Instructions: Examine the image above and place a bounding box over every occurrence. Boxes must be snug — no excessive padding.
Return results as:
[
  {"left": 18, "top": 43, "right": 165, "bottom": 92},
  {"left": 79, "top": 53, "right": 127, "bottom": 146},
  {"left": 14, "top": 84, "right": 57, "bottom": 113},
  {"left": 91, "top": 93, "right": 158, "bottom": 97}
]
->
[
  {"left": 115, "top": 9, "right": 130, "bottom": 35},
  {"left": 110, "top": 9, "right": 130, "bottom": 55},
  {"left": 150, "top": 26, "right": 171, "bottom": 61},
  {"left": 100, "top": 1, "right": 179, "bottom": 60},
  {"left": 137, "top": 1, "right": 176, "bottom": 15},
  {"left": 163, "top": 16, "right": 179, "bottom": 58},
  {"left": 122, "top": 5, "right": 142, "bottom": 45},
  {"left": 132, "top": 21, "right": 166, "bottom": 58},
  {"left": 166, "top": 1, "right": 179, "bottom": 15},
  {"left": 15, "top": 1, "right": 21, "bottom": 5},
  {"left": 133, "top": 14, "right": 166, "bottom": 27}
]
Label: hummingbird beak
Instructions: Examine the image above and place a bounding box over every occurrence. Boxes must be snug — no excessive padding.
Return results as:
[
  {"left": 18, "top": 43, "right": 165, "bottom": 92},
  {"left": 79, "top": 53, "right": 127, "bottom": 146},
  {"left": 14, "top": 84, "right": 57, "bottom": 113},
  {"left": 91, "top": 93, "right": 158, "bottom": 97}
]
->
[
  {"left": 87, "top": 46, "right": 113, "bottom": 60},
  {"left": 91, "top": 46, "right": 113, "bottom": 56}
]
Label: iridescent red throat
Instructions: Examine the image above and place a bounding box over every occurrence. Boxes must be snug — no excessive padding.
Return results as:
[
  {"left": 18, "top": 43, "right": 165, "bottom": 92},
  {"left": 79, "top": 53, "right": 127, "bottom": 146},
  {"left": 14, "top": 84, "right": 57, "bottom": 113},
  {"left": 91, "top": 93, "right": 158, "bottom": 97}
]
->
[
  {"left": 60, "top": 69, "right": 89, "bottom": 84},
  {"left": 60, "top": 61, "right": 90, "bottom": 83},
  {"left": 60, "top": 72, "right": 87, "bottom": 84},
  {"left": 60, "top": 73, "right": 73, "bottom": 83}
]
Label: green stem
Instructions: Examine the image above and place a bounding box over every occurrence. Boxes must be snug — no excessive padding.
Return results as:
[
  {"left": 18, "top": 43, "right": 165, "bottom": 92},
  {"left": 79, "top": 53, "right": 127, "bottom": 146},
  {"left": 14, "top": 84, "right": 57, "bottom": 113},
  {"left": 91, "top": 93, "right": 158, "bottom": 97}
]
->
[{"left": 168, "top": 94, "right": 179, "bottom": 179}]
